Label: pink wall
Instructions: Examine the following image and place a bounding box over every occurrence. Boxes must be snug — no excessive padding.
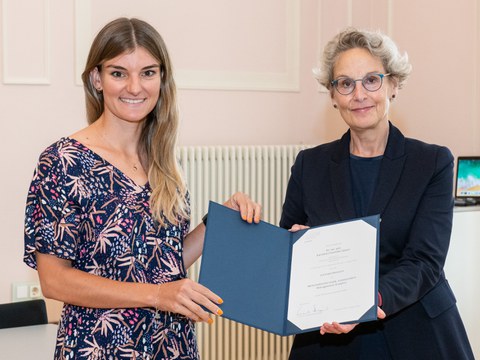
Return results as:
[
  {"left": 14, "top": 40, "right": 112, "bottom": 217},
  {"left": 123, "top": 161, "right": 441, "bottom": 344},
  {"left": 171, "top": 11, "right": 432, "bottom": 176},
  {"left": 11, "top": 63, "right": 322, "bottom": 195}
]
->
[{"left": 1, "top": 0, "right": 479, "bottom": 307}]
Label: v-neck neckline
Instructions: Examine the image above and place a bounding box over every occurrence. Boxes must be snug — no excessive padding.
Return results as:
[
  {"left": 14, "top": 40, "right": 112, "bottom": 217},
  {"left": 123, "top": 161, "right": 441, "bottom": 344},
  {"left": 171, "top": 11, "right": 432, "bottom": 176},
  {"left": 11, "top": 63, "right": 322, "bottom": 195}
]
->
[{"left": 64, "top": 137, "right": 150, "bottom": 190}]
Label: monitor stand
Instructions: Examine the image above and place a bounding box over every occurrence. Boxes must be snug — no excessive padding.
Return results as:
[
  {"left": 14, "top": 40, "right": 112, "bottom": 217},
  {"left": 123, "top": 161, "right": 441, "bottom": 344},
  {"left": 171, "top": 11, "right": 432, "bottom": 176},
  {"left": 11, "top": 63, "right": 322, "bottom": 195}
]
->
[{"left": 454, "top": 198, "right": 479, "bottom": 206}]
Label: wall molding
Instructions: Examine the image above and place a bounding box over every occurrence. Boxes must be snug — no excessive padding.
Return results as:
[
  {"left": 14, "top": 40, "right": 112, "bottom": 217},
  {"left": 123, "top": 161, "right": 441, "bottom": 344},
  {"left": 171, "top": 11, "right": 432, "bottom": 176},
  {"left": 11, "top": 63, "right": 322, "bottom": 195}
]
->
[
  {"left": 346, "top": 0, "right": 353, "bottom": 27},
  {"left": 2, "top": 0, "right": 51, "bottom": 85},
  {"left": 475, "top": 0, "right": 480, "bottom": 152},
  {"left": 74, "top": 0, "right": 92, "bottom": 86},
  {"left": 316, "top": 0, "right": 394, "bottom": 93},
  {"left": 387, "top": 0, "right": 394, "bottom": 37},
  {"left": 74, "top": 0, "right": 300, "bottom": 92}
]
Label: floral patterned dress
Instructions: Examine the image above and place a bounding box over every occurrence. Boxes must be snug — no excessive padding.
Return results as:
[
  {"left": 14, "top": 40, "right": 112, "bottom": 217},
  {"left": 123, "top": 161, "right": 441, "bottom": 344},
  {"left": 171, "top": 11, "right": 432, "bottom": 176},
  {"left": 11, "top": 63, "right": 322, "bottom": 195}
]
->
[{"left": 24, "top": 137, "right": 199, "bottom": 360}]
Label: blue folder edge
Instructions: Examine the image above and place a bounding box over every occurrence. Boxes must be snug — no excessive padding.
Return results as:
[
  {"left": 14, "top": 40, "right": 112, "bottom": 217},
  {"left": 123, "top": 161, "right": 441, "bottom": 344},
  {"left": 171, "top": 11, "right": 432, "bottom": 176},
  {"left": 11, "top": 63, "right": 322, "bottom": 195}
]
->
[
  {"left": 199, "top": 201, "right": 291, "bottom": 335},
  {"left": 198, "top": 201, "right": 380, "bottom": 337}
]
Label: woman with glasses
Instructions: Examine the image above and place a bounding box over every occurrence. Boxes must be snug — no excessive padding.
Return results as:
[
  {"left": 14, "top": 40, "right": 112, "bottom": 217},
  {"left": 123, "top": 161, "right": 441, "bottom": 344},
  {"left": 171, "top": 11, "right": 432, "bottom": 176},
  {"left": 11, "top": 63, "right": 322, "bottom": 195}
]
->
[{"left": 281, "top": 28, "right": 474, "bottom": 359}]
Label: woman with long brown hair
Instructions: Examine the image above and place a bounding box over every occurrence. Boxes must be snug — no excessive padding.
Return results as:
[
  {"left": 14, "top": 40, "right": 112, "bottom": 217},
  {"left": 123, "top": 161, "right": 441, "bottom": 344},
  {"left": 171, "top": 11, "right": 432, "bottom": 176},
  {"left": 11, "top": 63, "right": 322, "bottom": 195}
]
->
[{"left": 24, "top": 17, "right": 260, "bottom": 359}]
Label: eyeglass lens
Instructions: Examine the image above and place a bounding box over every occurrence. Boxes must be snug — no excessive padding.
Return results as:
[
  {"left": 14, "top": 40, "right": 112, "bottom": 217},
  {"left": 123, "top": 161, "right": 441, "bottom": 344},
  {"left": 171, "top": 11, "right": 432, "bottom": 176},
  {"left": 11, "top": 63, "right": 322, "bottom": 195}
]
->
[{"left": 334, "top": 74, "right": 384, "bottom": 95}]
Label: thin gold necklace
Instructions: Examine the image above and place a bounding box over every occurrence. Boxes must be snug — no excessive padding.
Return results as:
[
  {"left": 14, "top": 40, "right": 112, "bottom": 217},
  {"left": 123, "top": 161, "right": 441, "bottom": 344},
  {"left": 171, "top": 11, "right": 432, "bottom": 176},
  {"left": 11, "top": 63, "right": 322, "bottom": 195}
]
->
[{"left": 96, "top": 127, "right": 140, "bottom": 172}]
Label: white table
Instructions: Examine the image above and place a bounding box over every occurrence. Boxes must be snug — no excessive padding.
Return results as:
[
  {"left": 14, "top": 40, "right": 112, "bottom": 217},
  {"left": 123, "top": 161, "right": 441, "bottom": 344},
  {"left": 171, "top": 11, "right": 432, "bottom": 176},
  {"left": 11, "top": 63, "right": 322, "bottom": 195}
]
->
[
  {"left": 445, "top": 206, "right": 480, "bottom": 358},
  {"left": 0, "top": 324, "right": 57, "bottom": 359}
]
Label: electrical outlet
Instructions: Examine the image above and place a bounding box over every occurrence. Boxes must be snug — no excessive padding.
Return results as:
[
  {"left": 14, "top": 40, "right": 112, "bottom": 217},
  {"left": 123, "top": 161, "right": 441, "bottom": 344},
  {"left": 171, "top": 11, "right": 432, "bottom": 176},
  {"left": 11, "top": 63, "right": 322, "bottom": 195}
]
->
[
  {"left": 29, "top": 283, "right": 42, "bottom": 298},
  {"left": 12, "top": 282, "right": 43, "bottom": 302}
]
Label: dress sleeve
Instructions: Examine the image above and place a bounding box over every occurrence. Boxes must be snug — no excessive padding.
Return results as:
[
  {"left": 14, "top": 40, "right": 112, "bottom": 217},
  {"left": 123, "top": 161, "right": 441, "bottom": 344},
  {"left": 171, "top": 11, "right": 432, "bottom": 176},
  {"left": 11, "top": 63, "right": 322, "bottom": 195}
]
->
[{"left": 24, "top": 148, "right": 80, "bottom": 269}]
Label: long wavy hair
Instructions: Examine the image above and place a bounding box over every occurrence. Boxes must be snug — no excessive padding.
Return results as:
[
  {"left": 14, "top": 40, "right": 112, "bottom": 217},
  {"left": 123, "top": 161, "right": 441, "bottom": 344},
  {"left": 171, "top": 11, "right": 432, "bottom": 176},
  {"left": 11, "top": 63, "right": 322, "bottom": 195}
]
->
[{"left": 81, "top": 17, "right": 187, "bottom": 226}]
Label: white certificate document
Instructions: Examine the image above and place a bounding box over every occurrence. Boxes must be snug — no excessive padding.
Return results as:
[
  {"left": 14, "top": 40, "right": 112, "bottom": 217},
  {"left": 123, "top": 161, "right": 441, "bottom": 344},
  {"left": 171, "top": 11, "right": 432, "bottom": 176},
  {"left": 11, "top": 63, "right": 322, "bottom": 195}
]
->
[{"left": 287, "top": 219, "right": 378, "bottom": 330}]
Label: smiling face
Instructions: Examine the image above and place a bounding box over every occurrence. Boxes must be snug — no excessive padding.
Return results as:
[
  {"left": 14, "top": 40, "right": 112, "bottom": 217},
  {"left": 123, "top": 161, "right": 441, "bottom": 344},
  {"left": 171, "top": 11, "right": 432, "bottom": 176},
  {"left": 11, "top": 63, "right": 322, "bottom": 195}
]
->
[
  {"left": 91, "top": 46, "right": 161, "bottom": 124},
  {"left": 331, "top": 48, "right": 397, "bottom": 133}
]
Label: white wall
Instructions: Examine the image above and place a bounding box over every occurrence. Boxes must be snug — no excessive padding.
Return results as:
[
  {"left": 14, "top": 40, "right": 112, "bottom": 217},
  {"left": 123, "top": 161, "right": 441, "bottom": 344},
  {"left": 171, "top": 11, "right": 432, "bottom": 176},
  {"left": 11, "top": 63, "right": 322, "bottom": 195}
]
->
[{"left": 1, "top": 0, "right": 479, "bottom": 336}]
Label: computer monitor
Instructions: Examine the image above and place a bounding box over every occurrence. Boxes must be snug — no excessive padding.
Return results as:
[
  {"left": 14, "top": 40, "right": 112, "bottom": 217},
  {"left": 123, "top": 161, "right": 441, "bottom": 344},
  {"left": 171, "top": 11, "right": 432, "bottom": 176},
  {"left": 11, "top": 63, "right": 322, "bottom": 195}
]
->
[{"left": 455, "top": 156, "right": 480, "bottom": 204}]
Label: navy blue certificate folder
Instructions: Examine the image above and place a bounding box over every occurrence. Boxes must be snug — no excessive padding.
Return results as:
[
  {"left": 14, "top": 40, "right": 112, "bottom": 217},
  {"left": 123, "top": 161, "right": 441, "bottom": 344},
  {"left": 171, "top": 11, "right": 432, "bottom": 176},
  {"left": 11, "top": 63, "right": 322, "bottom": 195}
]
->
[{"left": 198, "top": 201, "right": 380, "bottom": 336}]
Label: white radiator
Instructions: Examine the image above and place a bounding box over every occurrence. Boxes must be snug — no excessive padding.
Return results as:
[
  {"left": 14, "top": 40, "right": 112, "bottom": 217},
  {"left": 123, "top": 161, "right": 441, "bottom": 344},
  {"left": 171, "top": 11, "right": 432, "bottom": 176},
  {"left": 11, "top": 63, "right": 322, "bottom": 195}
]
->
[{"left": 177, "top": 145, "right": 309, "bottom": 360}]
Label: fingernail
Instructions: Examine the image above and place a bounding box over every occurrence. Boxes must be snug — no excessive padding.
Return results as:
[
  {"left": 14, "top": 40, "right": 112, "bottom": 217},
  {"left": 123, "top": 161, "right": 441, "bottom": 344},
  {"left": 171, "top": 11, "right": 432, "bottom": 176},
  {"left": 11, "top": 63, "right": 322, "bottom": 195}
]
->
[
  {"left": 217, "top": 309, "right": 223, "bottom": 316},
  {"left": 217, "top": 298, "right": 224, "bottom": 304},
  {"left": 242, "top": 214, "right": 247, "bottom": 221},
  {"left": 208, "top": 318, "right": 214, "bottom": 325},
  {"left": 247, "top": 217, "right": 252, "bottom": 223}
]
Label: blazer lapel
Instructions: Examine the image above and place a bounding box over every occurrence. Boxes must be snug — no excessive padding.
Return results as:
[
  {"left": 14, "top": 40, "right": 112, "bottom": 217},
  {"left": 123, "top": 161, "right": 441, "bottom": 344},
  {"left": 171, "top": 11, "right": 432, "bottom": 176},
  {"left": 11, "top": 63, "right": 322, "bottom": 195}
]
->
[
  {"left": 368, "top": 123, "right": 407, "bottom": 216},
  {"left": 330, "top": 131, "right": 357, "bottom": 220}
]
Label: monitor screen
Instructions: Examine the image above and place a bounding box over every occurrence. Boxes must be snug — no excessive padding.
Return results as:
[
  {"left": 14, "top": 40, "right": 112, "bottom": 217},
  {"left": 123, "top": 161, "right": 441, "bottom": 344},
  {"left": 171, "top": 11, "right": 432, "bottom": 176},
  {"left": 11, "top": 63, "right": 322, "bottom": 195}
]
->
[{"left": 456, "top": 157, "right": 480, "bottom": 198}]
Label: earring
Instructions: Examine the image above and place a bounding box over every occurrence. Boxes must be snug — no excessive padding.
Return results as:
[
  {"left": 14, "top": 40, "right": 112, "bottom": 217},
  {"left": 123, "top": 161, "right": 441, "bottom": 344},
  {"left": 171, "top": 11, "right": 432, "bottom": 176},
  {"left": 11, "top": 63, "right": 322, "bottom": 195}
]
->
[
  {"left": 391, "top": 94, "right": 396, "bottom": 101},
  {"left": 333, "top": 104, "right": 338, "bottom": 109},
  {"left": 95, "top": 88, "right": 103, "bottom": 94}
]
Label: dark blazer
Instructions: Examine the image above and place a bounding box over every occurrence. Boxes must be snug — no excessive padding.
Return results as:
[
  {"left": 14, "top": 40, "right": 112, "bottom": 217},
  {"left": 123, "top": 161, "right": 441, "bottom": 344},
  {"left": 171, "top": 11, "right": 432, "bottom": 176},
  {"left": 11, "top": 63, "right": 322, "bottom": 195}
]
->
[{"left": 280, "top": 123, "right": 474, "bottom": 360}]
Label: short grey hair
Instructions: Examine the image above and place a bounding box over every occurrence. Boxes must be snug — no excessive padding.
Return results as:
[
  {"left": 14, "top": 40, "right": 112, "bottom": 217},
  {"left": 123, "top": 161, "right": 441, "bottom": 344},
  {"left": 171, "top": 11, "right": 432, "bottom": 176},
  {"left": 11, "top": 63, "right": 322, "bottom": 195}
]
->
[{"left": 314, "top": 28, "right": 412, "bottom": 91}]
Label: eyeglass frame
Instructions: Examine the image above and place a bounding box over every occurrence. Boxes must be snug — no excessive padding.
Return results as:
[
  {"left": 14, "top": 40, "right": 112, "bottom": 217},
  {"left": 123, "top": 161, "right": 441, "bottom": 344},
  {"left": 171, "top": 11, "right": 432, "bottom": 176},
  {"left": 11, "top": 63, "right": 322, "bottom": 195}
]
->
[{"left": 330, "top": 73, "right": 391, "bottom": 95}]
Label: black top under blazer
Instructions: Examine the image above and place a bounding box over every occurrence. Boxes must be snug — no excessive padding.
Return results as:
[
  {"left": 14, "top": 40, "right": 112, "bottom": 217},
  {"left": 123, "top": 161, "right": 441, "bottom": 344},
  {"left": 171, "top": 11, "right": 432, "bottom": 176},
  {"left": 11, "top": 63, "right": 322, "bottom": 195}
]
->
[{"left": 280, "top": 123, "right": 474, "bottom": 360}]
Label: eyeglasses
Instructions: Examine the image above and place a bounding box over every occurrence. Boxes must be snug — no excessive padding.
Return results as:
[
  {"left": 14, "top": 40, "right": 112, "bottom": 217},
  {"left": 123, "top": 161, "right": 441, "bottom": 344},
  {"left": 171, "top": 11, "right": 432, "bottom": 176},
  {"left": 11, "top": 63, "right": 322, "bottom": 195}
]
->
[{"left": 331, "top": 73, "right": 391, "bottom": 95}]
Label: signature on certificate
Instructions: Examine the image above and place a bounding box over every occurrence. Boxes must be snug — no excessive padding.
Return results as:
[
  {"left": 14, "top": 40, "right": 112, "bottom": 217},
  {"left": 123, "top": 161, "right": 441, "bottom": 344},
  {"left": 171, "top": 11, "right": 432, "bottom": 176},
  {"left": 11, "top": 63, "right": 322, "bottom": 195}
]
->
[{"left": 296, "top": 303, "right": 328, "bottom": 317}]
